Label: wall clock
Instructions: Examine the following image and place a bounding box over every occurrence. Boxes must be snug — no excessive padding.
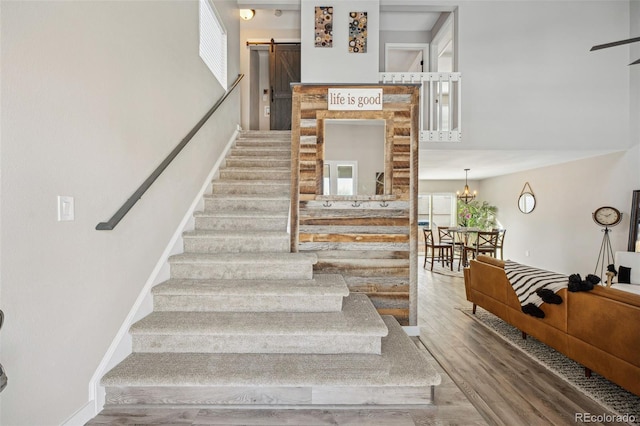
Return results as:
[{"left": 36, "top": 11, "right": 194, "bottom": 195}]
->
[
  {"left": 593, "top": 206, "right": 622, "bottom": 227},
  {"left": 593, "top": 206, "right": 623, "bottom": 280}
]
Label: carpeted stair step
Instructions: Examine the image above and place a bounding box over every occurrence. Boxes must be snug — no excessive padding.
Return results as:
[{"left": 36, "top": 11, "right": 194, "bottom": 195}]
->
[
  {"left": 193, "top": 211, "right": 288, "bottom": 231},
  {"left": 98, "top": 130, "right": 444, "bottom": 412},
  {"left": 237, "top": 130, "right": 290, "bottom": 139},
  {"left": 129, "top": 294, "right": 386, "bottom": 355},
  {"left": 151, "top": 274, "right": 349, "bottom": 312},
  {"left": 235, "top": 140, "right": 290, "bottom": 149},
  {"left": 169, "top": 252, "right": 317, "bottom": 280},
  {"left": 211, "top": 180, "right": 290, "bottom": 195},
  {"left": 182, "top": 230, "right": 289, "bottom": 253},
  {"left": 102, "top": 316, "right": 441, "bottom": 406},
  {"left": 224, "top": 157, "right": 291, "bottom": 169},
  {"left": 228, "top": 147, "right": 290, "bottom": 158},
  {"left": 219, "top": 167, "right": 290, "bottom": 181},
  {"left": 203, "top": 194, "right": 289, "bottom": 212}
]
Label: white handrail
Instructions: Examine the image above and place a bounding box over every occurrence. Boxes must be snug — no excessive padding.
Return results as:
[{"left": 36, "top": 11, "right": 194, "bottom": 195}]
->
[{"left": 379, "top": 72, "right": 462, "bottom": 142}]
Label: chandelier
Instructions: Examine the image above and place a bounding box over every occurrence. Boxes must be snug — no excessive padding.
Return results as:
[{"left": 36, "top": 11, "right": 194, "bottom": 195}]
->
[{"left": 457, "top": 168, "right": 476, "bottom": 204}]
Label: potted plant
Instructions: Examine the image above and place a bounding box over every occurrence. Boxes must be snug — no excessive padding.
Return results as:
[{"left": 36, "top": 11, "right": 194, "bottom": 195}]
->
[{"left": 457, "top": 200, "right": 498, "bottom": 230}]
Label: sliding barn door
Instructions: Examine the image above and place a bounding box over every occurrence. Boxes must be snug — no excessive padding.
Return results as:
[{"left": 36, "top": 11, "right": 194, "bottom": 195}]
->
[{"left": 269, "top": 44, "right": 301, "bottom": 130}]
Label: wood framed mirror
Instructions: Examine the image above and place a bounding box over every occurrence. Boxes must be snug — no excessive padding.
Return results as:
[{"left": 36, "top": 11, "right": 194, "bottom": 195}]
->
[{"left": 315, "top": 110, "right": 395, "bottom": 198}]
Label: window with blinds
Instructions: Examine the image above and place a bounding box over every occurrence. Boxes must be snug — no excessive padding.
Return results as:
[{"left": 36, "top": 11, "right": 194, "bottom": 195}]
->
[{"left": 199, "top": 0, "right": 227, "bottom": 88}]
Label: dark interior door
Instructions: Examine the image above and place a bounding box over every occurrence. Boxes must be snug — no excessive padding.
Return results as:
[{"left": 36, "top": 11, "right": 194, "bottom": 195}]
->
[{"left": 270, "top": 44, "right": 301, "bottom": 130}]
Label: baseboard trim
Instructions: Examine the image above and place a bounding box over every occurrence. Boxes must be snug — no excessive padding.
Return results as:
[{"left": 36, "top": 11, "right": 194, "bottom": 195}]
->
[
  {"left": 77, "top": 127, "right": 240, "bottom": 422},
  {"left": 60, "top": 400, "right": 95, "bottom": 426}
]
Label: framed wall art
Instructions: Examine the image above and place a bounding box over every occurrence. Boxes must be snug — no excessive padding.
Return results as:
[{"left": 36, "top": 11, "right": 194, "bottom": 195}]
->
[
  {"left": 348, "top": 11, "right": 367, "bottom": 53},
  {"left": 315, "top": 6, "right": 333, "bottom": 48}
]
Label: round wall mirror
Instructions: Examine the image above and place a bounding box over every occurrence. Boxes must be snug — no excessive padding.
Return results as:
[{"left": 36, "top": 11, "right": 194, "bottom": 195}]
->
[{"left": 518, "top": 192, "right": 536, "bottom": 214}]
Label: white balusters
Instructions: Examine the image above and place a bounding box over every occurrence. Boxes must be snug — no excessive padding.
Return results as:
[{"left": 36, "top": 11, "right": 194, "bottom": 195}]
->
[{"left": 379, "top": 72, "right": 462, "bottom": 142}]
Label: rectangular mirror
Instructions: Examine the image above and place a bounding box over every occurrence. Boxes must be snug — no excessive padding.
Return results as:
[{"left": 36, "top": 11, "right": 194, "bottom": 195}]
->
[{"left": 316, "top": 110, "right": 394, "bottom": 197}]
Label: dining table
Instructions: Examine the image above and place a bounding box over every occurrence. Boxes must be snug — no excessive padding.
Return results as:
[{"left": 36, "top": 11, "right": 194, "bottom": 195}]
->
[{"left": 447, "top": 227, "right": 481, "bottom": 268}]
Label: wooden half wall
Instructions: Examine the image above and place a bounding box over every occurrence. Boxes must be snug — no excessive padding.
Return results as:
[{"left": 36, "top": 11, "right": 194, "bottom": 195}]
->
[{"left": 290, "top": 84, "right": 420, "bottom": 325}]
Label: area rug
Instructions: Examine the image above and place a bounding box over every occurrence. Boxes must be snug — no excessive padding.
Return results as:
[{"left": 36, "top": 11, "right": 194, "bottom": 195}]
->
[
  {"left": 420, "top": 256, "right": 463, "bottom": 278},
  {"left": 461, "top": 307, "right": 640, "bottom": 424}
]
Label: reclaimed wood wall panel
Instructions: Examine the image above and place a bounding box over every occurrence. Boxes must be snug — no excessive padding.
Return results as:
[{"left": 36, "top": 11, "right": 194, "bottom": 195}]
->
[{"left": 290, "top": 84, "right": 419, "bottom": 325}]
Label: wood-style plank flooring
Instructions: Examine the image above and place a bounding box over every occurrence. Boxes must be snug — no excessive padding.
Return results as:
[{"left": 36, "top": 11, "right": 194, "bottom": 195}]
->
[
  {"left": 417, "top": 260, "right": 628, "bottom": 426},
  {"left": 88, "top": 257, "right": 626, "bottom": 425}
]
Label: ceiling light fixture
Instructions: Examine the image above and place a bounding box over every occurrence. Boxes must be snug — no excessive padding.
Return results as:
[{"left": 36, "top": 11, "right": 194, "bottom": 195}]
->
[
  {"left": 239, "top": 9, "right": 255, "bottom": 20},
  {"left": 457, "top": 168, "right": 477, "bottom": 204}
]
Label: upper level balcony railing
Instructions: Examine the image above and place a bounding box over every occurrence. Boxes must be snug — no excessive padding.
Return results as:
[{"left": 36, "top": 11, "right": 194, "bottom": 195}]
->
[{"left": 379, "top": 72, "right": 461, "bottom": 143}]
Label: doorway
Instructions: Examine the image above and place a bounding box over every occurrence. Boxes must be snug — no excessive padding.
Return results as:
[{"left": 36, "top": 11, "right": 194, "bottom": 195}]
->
[
  {"left": 248, "top": 41, "right": 300, "bottom": 131},
  {"left": 384, "top": 43, "right": 429, "bottom": 73}
]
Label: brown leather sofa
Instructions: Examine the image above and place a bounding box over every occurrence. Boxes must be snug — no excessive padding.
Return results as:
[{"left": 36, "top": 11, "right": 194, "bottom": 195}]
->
[{"left": 464, "top": 255, "right": 640, "bottom": 397}]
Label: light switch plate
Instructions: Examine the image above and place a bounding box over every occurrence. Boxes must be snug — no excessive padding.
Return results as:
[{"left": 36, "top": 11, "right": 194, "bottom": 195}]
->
[{"left": 57, "top": 196, "right": 74, "bottom": 221}]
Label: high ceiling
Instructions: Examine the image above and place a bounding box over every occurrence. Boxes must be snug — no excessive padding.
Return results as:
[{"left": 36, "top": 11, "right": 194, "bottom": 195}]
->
[
  {"left": 418, "top": 149, "right": 617, "bottom": 180},
  {"left": 239, "top": 2, "right": 617, "bottom": 181}
]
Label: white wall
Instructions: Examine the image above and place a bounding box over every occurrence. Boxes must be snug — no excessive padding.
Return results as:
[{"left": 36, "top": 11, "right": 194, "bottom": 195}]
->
[
  {"left": 0, "top": 1, "right": 240, "bottom": 424},
  {"left": 409, "top": 0, "right": 632, "bottom": 153},
  {"left": 301, "top": 1, "right": 380, "bottom": 83},
  {"left": 479, "top": 147, "right": 640, "bottom": 275},
  {"left": 474, "top": 0, "right": 639, "bottom": 275},
  {"left": 414, "top": 0, "right": 638, "bottom": 275},
  {"left": 420, "top": 146, "right": 640, "bottom": 275},
  {"left": 632, "top": 0, "right": 640, "bottom": 149}
]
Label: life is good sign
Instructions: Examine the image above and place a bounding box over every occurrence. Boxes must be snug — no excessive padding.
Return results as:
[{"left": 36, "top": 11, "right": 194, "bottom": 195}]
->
[{"left": 327, "top": 88, "right": 383, "bottom": 111}]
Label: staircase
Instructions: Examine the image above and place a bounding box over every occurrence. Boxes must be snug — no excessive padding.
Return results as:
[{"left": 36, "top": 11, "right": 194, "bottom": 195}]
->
[{"left": 101, "top": 130, "right": 440, "bottom": 407}]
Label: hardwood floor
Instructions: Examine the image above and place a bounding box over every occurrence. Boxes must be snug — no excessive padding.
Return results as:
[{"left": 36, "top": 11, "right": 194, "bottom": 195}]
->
[
  {"left": 88, "top": 258, "right": 626, "bottom": 425},
  {"left": 417, "top": 260, "right": 627, "bottom": 426}
]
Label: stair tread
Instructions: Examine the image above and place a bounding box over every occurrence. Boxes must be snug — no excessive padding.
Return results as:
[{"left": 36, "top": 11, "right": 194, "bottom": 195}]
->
[
  {"left": 213, "top": 180, "right": 290, "bottom": 185},
  {"left": 103, "top": 316, "right": 440, "bottom": 387},
  {"left": 152, "top": 274, "right": 349, "bottom": 297},
  {"left": 169, "top": 252, "right": 317, "bottom": 264},
  {"left": 193, "top": 211, "right": 288, "bottom": 218},
  {"left": 221, "top": 167, "right": 291, "bottom": 172},
  {"left": 101, "top": 130, "right": 443, "bottom": 404},
  {"left": 204, "top": 194, "right": 289, "bottom": 200},
  {"left": 182, "top": 230, "right": 289, "bottom": 238},
  {"left": 225, "top": 158, "right": 290, "bottom": 162},
  {"left": 225, "top": 157, "right": 290, "bottom": 162},
  {"left": 318, "top": 258, "right": 410, "bottom": 267},
  {"left": 232, "top": 146, "right": 290, "bottom": 150},
  {"left": 234, "top": 142, "right": 290, "bottom": 145},
  {"left": 229, "top": 148, "right": 290, "bottom": 152},
  {"left": 227, "top": 155, "right": 291, "bottom": 159},
  {"left": 130, "top": 294, "right": 384, "bottom": 336}
]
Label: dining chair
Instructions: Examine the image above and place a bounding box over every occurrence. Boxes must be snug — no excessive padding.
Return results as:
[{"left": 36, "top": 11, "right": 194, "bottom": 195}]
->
[
  {"left": 438, "top": 226, "right": 456, "bottom": 245},
  {"left": 463, "top": 230, "right": 499, "bottom": 265},
  {"left": 492, "top": 228, "right": 506, "bottom": 259},
  {"left": 439, "top": 225, "right": 464, "bottom": 255},
  {"left": 423, "top": 228, "right": 453, "bottom": 271},
  {"left": 439, "top": 226, "right": 467, "bottom": 271}
]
